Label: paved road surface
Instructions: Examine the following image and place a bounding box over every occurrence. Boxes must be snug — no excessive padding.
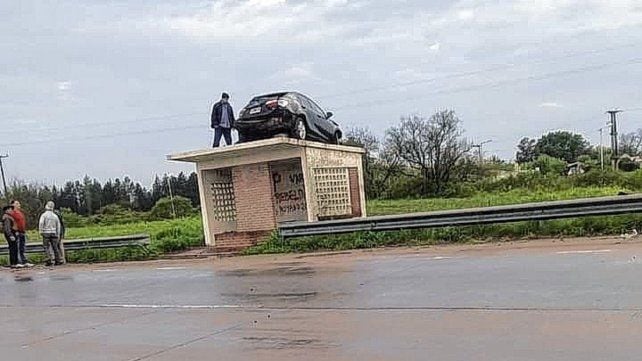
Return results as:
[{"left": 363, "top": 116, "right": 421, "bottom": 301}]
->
[{"left": 2, "top": 238, "right": 642, "bottom": 360}]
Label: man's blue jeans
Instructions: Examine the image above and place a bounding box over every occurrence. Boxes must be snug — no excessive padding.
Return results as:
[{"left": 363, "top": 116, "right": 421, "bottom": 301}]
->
[
  {"left": 16, "top": 232, "right": 28, "bottom": 264},
  {"left": 213, "top": 127, "right": 232, "bottom": 147}
]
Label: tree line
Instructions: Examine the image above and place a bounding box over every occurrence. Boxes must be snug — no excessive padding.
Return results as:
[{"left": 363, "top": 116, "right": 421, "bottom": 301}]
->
[{"left": 4, "top": 173, "right": 200, "bottom": 228}]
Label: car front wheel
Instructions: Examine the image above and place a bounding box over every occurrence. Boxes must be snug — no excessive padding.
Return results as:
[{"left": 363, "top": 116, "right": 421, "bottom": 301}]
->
[{"left": 331, "top": 132, "right": 341, "bottom": 145}]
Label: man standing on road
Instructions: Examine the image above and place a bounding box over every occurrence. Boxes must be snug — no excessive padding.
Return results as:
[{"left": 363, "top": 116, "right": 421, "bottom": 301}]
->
[
  {"left": 39, "top": 201, "right": 63, "bottom": 266},
  {"left": 10, "top": 200, "right": 33, "bottom": 267},
  {"left": 54, "top": 207, "right": 66, "bottom": 261},
  {"left": 2, "top": 205, "right": 19, "bottom": 268},
  {"left": 211, "top": 92, "right": 235, "bottom": 147}
]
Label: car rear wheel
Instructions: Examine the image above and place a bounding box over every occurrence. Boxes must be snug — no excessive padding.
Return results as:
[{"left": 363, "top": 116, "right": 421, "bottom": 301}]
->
[
  {"left": 293, "top": 118, "right": 307, "bottom": 140},
  {"left": 238, "top": 132, "right": 249, "bottom": 143}
]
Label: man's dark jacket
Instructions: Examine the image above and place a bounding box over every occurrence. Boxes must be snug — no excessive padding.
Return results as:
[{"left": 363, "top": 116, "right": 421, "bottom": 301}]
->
[{"left": 210, "top": 101, "right": 235, "bottom": 128}]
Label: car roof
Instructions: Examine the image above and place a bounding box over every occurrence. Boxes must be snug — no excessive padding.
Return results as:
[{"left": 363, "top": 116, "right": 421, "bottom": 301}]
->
[{"left": 252, "top": 92, "right": 290, "bottom": 98}]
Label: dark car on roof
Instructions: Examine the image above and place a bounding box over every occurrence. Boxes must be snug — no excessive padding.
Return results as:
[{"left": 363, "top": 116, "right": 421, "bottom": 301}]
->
[{"left": 236, "top": 92, "right": 342, "bottom": 144}]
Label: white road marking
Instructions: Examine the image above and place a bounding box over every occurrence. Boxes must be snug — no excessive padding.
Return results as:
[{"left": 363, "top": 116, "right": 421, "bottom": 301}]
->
[
  {"left": 155, "top": 267, "right": 187, "bottom": 270},
  {"left": 93, "top": 269, "right": 119, "bottom": 273},
  {"left": 556, "top": 249, "right": 612, "bottom": 255},
  {"left": 432, "top": 256, "right": 453, "bottom": 260},
  {"left": 99, "top": 304, "right": 250, "bottom": 309}
]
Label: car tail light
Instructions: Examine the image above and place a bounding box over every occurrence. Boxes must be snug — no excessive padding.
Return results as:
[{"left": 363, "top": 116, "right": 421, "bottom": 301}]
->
[
  {"left": 266, "top": 100, "right": 278, "bottom": 109},
  {"left": 266, "top": 99, "right": 289, "bottom": 110}
]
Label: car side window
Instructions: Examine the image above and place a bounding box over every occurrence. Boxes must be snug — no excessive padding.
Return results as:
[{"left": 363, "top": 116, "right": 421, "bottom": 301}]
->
[
  {"left": 296, "top": 95, "right": 310, "bottom": 109},
  {"left": 302, "top": 95, "right": 324, "bottom": 116}
]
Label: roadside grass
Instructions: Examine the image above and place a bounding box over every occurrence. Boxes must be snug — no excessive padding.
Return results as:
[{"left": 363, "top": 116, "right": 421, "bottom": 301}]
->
[
  {"left": 244, "top": 186, "right": 638, "bottom": 255},
  {"left": 243, "top": 214, "right": 642, "bottom": 255},
  {"left": 367, "top": 186, "right": 626, "bottom": 216},
  {"left": 2, "top": 217, "right": 204, "bottom": 265},
  {"left": 2, "top": 186, "right": 637, "bottom": 261}
]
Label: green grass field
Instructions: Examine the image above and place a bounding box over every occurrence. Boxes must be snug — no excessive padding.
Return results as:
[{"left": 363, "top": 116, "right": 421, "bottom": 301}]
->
[{"left": 367, "top": 186, "right": 625, "bottom": 215}]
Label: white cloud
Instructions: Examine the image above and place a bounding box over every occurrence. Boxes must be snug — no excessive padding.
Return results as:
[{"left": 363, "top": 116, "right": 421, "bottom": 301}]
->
[
  {"left": 57, "top": 81, "right": 72, "bottom": 91},
  {"left": 429, "top": 42, "right": 441, "bottom": 51},
  {"left": 457, "top": 9, "right": 475, "bottom": 21},
  {"left": 271, "top": 62, "right": 319, "bottom": 85},
  {"left": 282, "top": 62, "right": 314, "bottom": 79},
  {"left": 143, "top": 0, "right": 360, "bottom": 43},
  {"left": 539, "top": 102, "right": 563, "bottom": 108}
]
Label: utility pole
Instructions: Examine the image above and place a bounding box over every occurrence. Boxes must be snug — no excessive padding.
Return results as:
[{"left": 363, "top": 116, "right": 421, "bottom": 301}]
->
[
  {"left": 167, "top": 175, "right": 177, "bottom": 219},
  {"left": 471, "top": 140, "right": 492, "bottom": 164},
  {"left": 607, "top": 109, "right": 622, "bottom": 170},
  {"left": 598, "top": 125, "right": 610, "bottom": 171},
  {"left": 0, "top": 154, "right": 8, "bottom": 199}
]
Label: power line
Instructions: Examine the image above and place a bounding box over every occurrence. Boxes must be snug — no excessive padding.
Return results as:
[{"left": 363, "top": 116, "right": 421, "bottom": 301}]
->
[
  {"left": 3, "top": 124, "right": 204, "bottom": 147},
  {"left": 317, "top": 41, "right": 642, "bottom": 100},
  {"left": 6, "top": 57, "right": 641, "bottom": 148},
  {"left": 0, "top": 112, "right": 205, "bottom": 135},
  {"left": 332, "top": 57, "right": 642, "bottom": 111}
]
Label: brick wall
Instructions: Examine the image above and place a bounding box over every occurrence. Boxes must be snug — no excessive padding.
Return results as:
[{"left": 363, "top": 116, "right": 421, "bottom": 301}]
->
[
  {"left": 213, "top": 230, "right": 273, "bottom": 252},
  {"left": 231, "top": 162, "right": 276, "bottom": 232},
  {"left": 348, "top": 167, "right": 362, "bottom": 217}
]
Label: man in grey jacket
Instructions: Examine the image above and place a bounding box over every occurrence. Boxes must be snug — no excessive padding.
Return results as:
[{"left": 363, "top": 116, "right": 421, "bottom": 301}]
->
[{"left": 39, "top": 201, "right": 64, "bottom": 266}]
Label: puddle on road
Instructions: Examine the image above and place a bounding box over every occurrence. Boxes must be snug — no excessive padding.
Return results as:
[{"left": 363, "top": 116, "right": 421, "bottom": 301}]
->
[
  {"left": 48, "top": 275, "right": 74, "bottom": 282},
  {"left": 220, "top": 266, "right": 316, "bottom": 277},
  {"left": 221, "top": 292, "right": 318, "bottom": 300},
  {"left": 242, "top": 336, "right": 336, "bottom": 350}
]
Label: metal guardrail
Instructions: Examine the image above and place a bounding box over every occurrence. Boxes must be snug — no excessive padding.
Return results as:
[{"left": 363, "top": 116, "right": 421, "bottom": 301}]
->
[
  {"left": 279, "top": 194, "right": 642, "bottom": 238},
  {"left": 0, "top": 234, "right": 151, "bottom": 255}
]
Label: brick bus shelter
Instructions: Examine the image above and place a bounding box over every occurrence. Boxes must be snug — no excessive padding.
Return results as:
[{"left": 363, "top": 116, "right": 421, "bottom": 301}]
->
[{"left": 168, "top": 138, "right": 366, "bottom": 251}]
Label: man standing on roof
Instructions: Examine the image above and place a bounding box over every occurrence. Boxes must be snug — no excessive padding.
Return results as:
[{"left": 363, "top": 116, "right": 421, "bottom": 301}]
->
[{"left": 211, "top": 92, "right": 235, "bottom": 148}]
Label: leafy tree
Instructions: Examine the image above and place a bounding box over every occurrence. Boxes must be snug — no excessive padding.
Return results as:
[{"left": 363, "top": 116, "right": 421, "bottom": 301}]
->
[
  {"left": 534, "top": 131, "right": 590, "bottom": 163},
  {"left": 516, "top": 137, "right": 537, "bottom": 164}
]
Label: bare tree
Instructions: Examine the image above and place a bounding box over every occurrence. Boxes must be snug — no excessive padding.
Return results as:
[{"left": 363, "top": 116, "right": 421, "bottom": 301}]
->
[
  {"left": 620, "top": 129, "right": 642, "bottom": 156},
  {"left": 344, "top": 127, "right": 401, "bottom": 198},
  {"left": 385, "top": 110, "right": 470, "bottom": 195}
]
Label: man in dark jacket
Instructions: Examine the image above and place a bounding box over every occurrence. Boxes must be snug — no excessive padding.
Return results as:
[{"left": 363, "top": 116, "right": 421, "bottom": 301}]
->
[
  {"left": 2, "top": 205, "right": 19, "bottom": 268},
  {"left": 210, "top": 92, "right": 235, "bottom": 147}
]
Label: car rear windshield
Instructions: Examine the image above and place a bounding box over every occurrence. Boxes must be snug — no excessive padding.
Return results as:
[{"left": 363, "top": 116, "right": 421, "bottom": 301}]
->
[{"left": 251, "top": 92, "right": 289, "bottom": 103}]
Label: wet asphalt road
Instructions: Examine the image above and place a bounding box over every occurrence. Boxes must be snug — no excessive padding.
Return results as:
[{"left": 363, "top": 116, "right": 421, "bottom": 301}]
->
[{"left": 2, "top": 239, "right": 642, "bottom": 360}]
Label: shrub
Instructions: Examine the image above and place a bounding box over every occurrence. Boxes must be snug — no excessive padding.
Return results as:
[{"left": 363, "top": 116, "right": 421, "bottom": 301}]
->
[
  {"left": 150, "top": 196, "right": 195, "bottom": 220},
  {"left": 534, "top": 155, "right": 566, "bottom": 176}
]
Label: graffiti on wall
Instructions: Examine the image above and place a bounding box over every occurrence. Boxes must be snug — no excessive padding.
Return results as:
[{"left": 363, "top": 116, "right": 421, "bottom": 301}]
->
[{"left": 270, "top": 162, "right": 307, "bottom": 222}]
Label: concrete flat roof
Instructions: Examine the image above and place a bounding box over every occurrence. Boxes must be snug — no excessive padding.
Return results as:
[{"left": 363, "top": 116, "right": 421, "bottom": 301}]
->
[{"left": 168, "top": 137, "right": 365, "bottom": 163}]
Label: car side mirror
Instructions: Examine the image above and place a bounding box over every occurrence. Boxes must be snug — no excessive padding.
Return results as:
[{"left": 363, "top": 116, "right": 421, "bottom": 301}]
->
[{"left": 326, "top": 111, "right": 333, "bottom": 119}]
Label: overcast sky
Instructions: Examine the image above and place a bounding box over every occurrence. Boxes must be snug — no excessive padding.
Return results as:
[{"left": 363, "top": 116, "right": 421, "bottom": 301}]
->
[{"left": 2, "top": 0, "right": 642, "bottom": 186}]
